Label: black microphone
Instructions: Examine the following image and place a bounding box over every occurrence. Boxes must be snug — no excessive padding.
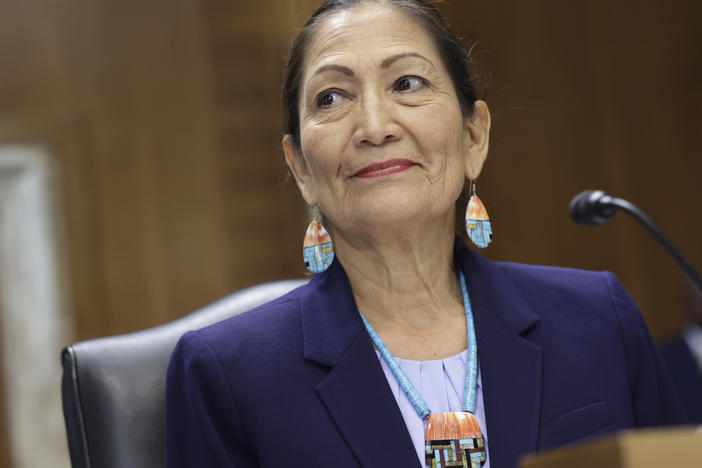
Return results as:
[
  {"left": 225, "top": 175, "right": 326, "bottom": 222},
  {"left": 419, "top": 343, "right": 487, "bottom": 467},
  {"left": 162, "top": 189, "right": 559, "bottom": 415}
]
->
[
  {"left": 569, "top": 189, "right": 702, "bottom": 294},
  {"left": 569, "top": 190, "right": 616, "bottom": 227}
]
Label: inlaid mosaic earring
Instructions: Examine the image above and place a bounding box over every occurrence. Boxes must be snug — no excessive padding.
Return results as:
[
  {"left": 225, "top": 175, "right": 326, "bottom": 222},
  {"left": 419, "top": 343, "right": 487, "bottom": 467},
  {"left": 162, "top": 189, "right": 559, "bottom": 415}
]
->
[
  {"left": 465, "top": 179, "right": 493, "bottom": 248},
  {"left": 302, "top": 206, "right": 334, "bottom": 273}
]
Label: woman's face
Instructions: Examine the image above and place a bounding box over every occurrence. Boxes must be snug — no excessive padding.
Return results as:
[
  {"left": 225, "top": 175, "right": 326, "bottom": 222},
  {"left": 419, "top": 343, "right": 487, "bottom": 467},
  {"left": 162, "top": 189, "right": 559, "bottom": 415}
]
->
[{"left": 284, "top": 3, "right": 490, "bottom": 237}]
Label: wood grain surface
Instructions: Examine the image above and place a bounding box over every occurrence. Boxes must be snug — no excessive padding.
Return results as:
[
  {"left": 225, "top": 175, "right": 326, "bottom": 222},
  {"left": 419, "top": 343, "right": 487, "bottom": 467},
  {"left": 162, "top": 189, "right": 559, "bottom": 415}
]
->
[{"left": 0, "top": 0, "right": 698, "bottom": 348}]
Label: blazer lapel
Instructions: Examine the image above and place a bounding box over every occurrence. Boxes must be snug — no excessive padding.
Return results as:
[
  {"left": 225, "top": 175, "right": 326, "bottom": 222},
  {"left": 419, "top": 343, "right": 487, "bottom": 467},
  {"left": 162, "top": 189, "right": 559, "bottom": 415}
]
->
[
  {"left": 302, "top": 260, "right": 421, "bottom": 468},
  {"left": 457, "top": 243, "right": 543, "bottom": 468},
  {"left": 302, "top": 243, "right": 545, "bottom": 468}
]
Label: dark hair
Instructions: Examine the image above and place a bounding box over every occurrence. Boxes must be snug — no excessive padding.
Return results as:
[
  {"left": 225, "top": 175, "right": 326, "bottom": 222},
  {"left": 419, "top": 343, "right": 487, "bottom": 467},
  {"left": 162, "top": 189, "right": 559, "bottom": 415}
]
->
[{"left": 282, "top": 0, "right": 480, "bottom": 148}]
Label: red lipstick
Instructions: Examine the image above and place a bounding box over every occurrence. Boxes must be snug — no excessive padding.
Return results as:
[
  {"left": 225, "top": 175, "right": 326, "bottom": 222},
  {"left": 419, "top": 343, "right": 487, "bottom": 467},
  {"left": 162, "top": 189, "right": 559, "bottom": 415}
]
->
[{"left": 353, "top": 159, "right": 417, "bottom": 178}]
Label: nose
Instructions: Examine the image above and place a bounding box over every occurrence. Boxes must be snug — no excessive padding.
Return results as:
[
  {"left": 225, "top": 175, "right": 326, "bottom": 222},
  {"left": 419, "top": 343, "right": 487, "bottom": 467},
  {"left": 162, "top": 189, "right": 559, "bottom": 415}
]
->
[{"left": 352, "top": 92, "right": 402, "bottom": 147}]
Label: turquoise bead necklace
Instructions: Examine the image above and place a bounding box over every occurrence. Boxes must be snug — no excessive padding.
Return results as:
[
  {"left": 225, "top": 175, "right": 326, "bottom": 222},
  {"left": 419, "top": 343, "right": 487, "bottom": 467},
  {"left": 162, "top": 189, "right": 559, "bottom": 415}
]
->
[
  {"left": 359, "top": 267, "right": 478, "bottom": 416},
  {"left": 359, "top": 266, "right": 486, "bottom": 467}
]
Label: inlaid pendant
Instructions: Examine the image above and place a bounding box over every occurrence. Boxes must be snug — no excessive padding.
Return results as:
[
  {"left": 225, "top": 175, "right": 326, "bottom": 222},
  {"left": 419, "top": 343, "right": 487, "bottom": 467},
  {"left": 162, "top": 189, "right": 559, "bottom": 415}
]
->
[
  {"left": 465, "top": 195, "right": 492, "bottom": 249},
  {"left": 302, "top": 219, "right": 334, "bottom": 273},
  {"left": 425, "top": 412, "right": 485, "bottom": 468}
]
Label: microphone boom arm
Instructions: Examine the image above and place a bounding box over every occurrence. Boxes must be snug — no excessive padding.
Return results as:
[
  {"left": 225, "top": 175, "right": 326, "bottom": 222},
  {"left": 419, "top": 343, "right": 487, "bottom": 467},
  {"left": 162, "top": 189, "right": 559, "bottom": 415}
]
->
[{"left": 607, "top": 196, "right": 702, "bottom": 295}]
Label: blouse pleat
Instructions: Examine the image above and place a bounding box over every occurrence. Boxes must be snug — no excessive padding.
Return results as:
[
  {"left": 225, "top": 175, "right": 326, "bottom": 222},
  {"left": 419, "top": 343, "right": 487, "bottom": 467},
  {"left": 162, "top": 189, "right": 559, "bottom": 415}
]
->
[{"left": 375, "top": 349, "right": 490, "bottom": 467}]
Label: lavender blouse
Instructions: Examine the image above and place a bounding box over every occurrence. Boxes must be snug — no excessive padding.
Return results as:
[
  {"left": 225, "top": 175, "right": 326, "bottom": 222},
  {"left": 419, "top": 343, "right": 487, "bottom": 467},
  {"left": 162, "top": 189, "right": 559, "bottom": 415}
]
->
[{"left": 375, "top": 349, "right": 490, "bottom": 467}]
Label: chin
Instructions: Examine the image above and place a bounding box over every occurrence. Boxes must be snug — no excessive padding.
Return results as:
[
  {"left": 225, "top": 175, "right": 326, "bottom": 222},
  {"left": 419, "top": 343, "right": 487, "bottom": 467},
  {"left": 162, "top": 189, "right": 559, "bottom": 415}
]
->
[{"left": 345, "top": 194, "right": 450, "bottom": 232}]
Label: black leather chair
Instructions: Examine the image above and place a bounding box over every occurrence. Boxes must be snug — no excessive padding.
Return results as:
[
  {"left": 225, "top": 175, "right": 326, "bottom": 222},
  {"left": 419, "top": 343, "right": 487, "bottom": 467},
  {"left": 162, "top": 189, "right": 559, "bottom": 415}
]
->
[{"left": 61, "top": 279, "right": 307, "bottom": 468}]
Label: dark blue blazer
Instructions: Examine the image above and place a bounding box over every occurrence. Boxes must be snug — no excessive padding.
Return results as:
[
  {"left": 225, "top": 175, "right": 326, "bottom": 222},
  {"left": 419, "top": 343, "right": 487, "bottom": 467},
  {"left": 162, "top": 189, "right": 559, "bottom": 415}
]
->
[
  {"left": 166, "top": 242, "right": 686, "bottom": 467},
  {"left": 659, "top": 333, "right": 702, "bottom": 424}
]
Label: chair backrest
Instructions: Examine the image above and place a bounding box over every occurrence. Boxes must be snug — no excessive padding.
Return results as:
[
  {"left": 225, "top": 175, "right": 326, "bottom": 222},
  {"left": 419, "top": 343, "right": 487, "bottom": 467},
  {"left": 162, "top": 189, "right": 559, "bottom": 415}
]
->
[{"left": 61, "top": 279, "right": 307, "bottom": 468}]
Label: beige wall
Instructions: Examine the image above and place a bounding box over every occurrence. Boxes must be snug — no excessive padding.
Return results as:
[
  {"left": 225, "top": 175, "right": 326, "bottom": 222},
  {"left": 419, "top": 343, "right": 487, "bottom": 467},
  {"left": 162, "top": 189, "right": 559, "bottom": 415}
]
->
[
  {"left": 0, "top": 296, "right": 8, "bottom": 467},
  {"left": 0, "top": 0, "right": 699, "bottom": 462}
]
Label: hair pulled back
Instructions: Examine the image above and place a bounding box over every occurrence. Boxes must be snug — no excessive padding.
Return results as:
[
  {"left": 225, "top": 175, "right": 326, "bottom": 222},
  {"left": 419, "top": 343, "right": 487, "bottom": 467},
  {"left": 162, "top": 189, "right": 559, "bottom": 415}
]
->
[{"left": 282, "top": 0, "right": 480, "bottom": 148}]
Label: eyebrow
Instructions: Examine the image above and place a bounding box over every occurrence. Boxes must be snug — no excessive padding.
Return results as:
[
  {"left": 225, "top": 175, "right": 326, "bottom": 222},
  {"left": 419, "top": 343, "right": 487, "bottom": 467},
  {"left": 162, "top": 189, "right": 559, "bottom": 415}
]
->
[
  {"left": 311, "top": 52, "right": 435, "bottom": 78},
  {"left": 380, "top": 52, "right": 434, "bottom": 69},
  {"left": 313, "top": 64, "right": 354, "bottom": 77}
]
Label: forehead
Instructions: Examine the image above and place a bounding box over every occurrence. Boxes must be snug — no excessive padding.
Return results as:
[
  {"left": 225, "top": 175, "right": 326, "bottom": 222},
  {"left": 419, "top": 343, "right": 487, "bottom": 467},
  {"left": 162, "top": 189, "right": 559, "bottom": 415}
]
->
[{"left": 302, "top": 4, "right": 440, "bottom": 77}]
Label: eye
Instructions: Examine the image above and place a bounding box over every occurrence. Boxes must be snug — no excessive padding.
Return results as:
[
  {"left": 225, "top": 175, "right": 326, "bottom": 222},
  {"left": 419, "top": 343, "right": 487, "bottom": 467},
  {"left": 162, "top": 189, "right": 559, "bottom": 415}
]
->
[
  {"left": 394, "top": 75, "right": 427, "bottom": 92},
  {"left": 316, "top": 89, "right": 346, "bottom": 108}
]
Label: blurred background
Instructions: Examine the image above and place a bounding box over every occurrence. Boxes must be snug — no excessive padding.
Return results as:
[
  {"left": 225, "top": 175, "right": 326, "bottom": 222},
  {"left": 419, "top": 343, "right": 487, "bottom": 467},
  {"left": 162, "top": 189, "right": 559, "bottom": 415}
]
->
[{"left": 0, "top": 0, "right": 700, "bottom": 466}]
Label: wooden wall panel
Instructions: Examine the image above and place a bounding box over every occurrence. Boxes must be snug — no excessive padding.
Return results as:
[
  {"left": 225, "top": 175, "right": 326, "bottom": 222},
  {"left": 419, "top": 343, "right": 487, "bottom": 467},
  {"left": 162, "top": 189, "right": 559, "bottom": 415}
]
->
[
  {"left": 0, "top": 0, "right": 325, "bottom": 346},
  {"left": 439, "top": 0, "right": 702, "bottom": 337},
  {"left": 60, "top": 0, "right": 239, "bottom": 336},
  {"left": 0, "top": 0, "right": 238, "bottom": 341},
  {"left": 0, "top": 1, "right": 699, "bottom": 464},
  {"left": 201, "top": 0, "right": 321, "bottom": 288},
  {"left": 0, "top": 0, "right": 698, "bottom": 348}
]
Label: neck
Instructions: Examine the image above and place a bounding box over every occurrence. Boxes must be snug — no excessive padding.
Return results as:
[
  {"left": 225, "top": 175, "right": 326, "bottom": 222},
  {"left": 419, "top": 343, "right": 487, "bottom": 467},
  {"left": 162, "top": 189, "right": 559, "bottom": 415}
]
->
[{"left": 330, "top": 213, "right": 462, "bottom": 328}]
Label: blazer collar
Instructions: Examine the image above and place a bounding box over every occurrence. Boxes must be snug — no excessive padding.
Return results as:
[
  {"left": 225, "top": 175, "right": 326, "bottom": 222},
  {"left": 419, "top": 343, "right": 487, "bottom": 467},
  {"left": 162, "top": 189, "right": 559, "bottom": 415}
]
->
[
  {"left": 301, "top": 260, "right": 420, "bottom": 467},
  {"left": 456, "top": 240, "right": 544, "bottom": 468},
  {"left": 301, "top": 258, "right": 365, "bottom": 366},
  {"left": 455, "top": 239, "right": 540, "bottom": 335},
  {"left": 301, "top": 240, "right": 544, "bottom": 468}
]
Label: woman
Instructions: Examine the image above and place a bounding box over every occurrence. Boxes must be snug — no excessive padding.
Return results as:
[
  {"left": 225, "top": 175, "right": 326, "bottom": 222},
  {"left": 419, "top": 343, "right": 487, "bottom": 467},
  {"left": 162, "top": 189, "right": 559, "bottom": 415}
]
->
[{"left": 166, "top": 1, "right": 686, "bottom": 467}]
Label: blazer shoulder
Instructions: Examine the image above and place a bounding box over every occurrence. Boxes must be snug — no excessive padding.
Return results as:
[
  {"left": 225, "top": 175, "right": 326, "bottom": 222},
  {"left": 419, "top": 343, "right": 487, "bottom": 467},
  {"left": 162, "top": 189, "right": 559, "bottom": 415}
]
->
[
  {"left": 494, "top": 260, "right": 621, "bottom": 301},
  {"left": 186, "top": 282, "right": 309, "bottom": 360},
  {"left": 496, "top": 260, "right": 603, "bottom": 285},
  {"left": 485, "top": 260, "right": 641, "bottom": 335}
]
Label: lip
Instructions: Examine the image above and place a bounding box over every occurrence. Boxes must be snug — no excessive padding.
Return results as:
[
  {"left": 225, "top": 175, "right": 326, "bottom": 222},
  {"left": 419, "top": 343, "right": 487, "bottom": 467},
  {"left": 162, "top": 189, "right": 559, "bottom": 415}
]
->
[{"left": 353, "top": 158, "right": 418, "bottom": 178}]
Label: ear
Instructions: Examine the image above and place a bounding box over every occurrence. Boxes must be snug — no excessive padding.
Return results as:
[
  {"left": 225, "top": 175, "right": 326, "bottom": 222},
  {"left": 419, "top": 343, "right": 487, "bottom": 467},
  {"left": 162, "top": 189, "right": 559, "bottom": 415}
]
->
[
  {"left": 462, "top": 100, "right": 491, "bottom": 180},
  {"left": 283, "top": 135, "right": 317, "bottom": 206}
]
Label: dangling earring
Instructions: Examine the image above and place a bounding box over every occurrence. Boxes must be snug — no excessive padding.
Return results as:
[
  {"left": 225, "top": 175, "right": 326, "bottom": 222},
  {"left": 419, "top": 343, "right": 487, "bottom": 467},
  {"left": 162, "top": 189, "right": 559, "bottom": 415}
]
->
[
  {"left": 302, "top": 206, "right": 335, "bottom": 273},
  {"left": 465, "top": 179, "right": 493, "bottom": 248}
]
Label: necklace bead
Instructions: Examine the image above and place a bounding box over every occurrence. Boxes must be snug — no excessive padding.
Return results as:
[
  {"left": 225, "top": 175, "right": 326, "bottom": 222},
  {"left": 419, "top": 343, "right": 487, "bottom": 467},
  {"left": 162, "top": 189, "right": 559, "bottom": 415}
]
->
[{"left": 359, "top": 266, "right": 479, "bottom": 418}]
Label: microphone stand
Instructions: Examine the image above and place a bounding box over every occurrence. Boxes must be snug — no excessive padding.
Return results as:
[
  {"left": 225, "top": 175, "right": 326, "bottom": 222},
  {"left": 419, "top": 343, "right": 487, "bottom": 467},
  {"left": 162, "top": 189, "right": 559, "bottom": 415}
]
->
[{"left": 597, "top": 195, "right": 702, "bottom": 295}]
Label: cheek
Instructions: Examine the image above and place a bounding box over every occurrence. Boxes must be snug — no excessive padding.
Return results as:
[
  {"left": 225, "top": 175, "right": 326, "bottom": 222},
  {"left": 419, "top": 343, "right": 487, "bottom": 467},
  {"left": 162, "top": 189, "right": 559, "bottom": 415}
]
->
[
  {"left": 300, "top": 124, "right": 346, "bottom": 184},
  {"left": 410, "top": 105, "right": 465, "bottom": 164}
]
